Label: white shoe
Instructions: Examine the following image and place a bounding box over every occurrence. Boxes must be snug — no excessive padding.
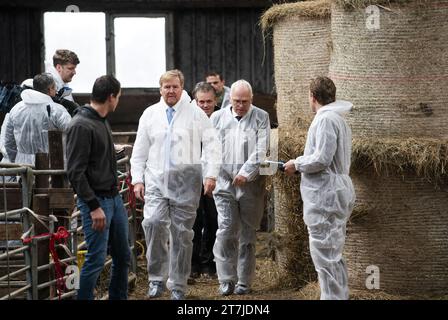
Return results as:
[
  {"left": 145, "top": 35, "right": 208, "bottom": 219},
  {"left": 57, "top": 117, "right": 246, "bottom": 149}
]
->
[
  {"left": 147, "top": 281, "right": 164, "bottom": 298},
  {"left": 171, "top": 290, "right": 185, "bottom": 300},
  {"left": 219, "top": 282, "right": 235, "bottom": 296},
  {"left": 234, "top": 284, "right": 251, "bottom": 295}
]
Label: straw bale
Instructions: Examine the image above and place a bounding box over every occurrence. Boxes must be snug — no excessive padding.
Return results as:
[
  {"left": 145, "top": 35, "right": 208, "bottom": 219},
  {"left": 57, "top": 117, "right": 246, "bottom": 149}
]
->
[
  {"left": 346, "top": 171, "right": 448, "bottom": 294},
  {"left": 261, "top": 0, "right": 331, "bottom": 32},
  {"left": 272, "top": 128, "right": 316, "bottom": 287},
  {"left": 329, "top": 0, "right": 448, "bottom": 138},
  {"left": 271, "top": 4, "right": 331, "bottom": 128},
  {"left": 275, "top": 126, "right": 448, "bottom": 293},
  {"left": 334, "top": 0, "right": 431, "bottom": 9},
  {"left": 280, "top": 127, "right": 448, "bottom": 182}
]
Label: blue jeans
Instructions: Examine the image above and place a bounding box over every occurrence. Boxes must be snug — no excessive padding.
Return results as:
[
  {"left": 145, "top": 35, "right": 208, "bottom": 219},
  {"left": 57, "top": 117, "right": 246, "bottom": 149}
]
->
[{"left": 77, "top": 195, "right": 131, "bottom": 300}]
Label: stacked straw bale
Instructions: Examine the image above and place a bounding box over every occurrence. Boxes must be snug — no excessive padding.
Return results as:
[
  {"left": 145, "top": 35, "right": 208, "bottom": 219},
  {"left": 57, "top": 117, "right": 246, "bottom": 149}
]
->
[
  {"left": 263, "top": 0, "right": 448, "bottom": 295},
  {"left": 261, "top": 0, "right": 332, "bottom": 287},
  {"left": 330, "top": 0, "right": 448, "bottom": 139},
  {"left": 262, "top": 0, "right": 332, "bottom": 128},
  {"left": 330, "top": 0, "right": 448, "bottom": 295},
  {"left": 348, "top": 171, "right": 448, "bottom": 294}
]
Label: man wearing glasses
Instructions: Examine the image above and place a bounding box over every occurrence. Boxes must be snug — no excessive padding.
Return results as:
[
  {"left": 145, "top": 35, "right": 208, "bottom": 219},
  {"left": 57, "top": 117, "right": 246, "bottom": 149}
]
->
[{"left": 210, "top": 80, "right": 270, "bottom": 296}]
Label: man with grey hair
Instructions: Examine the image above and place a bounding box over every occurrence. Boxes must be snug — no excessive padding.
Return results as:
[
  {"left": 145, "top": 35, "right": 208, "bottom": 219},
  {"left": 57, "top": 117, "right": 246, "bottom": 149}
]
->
[
  {"left": 4, "top": 73, "right": 71, "bottom": 165},
  {"left": 210, "top": 79, "right": 270, "bottom": 296}
]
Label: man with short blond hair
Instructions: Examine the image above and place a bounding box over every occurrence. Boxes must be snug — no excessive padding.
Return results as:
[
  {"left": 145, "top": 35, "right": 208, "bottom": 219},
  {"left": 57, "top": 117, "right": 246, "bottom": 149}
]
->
[{"left": 131, "top": 69, "right": 221, "bottom": 300}]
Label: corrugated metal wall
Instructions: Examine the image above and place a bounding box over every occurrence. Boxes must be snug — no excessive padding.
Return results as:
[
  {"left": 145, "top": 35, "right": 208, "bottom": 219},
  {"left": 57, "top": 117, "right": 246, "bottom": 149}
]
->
[
  {"left": 0, "top": 8, "right": 42, "bottom": 83},
  {"left": 174, "top": 8, "right": 274, "bottom": 94}
]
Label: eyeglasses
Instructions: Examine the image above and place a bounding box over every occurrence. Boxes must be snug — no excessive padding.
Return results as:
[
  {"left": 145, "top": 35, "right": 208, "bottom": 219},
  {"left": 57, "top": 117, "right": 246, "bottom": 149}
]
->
[{"left": 232, "top": 99, "right": 250, "bottom": 105}]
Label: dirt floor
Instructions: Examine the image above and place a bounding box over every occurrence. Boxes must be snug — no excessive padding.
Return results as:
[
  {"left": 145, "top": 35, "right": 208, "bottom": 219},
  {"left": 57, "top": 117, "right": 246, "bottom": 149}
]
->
[{"left": 127, "top": 232, "right": 445, "bottom": 301}]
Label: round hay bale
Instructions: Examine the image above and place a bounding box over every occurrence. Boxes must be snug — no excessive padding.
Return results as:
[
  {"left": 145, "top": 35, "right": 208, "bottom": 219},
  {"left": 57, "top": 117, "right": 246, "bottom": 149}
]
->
[
  {"left": 347, "top": 171, "right": 448, "bottom": 295},
  {"left": 329, "top": 0, "right": 448, "bottom": 138},
  {"left": 272, "top": 128, "right": 316, "bottom": 286},
  {"left": 262, "top": 0, "right": 332, "bottom": 128}
]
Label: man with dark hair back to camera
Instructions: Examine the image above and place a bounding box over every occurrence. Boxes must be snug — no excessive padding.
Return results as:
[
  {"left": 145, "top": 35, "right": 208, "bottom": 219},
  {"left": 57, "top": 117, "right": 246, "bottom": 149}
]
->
[
  {"left": 66, "top": 75, "right": 130, "bottom": 300},
  {"left": 4, "top": 73, "right": 71, "bottom": 166}
]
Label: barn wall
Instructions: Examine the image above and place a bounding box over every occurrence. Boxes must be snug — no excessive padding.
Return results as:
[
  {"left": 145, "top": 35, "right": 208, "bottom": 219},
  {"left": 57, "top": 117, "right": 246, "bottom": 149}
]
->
[
  {"left": 174, "top": 8, "right": 274, "bottom": 94},
  {"left": 0, "top": 2, "right": 276, "bottom": 127},
  {"left": 0, "top": 8, "right": 42, "bottom": 83}
]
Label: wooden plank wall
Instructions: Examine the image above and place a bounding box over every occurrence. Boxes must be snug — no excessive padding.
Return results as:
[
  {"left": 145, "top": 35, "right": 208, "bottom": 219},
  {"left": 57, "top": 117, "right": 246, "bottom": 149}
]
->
[
  {"left": 174, "top": 8, "right": 274, "bottom": 95},
  {"left": 0, "top": 3, "right": 277, "bottom": 127},
  {"left": 0, "top": 8, "right": 42, "bottom": 83}
]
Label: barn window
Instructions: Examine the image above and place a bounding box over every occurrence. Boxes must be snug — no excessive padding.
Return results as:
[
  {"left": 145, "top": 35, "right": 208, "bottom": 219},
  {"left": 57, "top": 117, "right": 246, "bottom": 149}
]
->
[
  {"left": 44, "top": 12, "right": 170, "bottom": 92},
  {"left": 43, "top": 12, "right": 107, "bottom": 93},
  {"left": 113, "top": 17, "right": 166, "bottom": 88}
]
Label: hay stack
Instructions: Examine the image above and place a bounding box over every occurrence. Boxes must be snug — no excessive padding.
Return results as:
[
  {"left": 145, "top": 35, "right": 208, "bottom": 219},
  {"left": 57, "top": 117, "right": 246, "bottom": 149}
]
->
[
  {"left": 348, "top": 171, "right": 448, "bottom": 294},
  {"left": 261, "top": 0, "right": 332, "bottom": 286},
  {"left": 330, "top": 0, "right": 448, "bottom": 138},
  {"left": 330, "top": 0, "right": 448, "bottom": 295},
  {"left": 271, "top": 130, "right": 317, "bottom": 286},
  {"left": 262, "top": 0, "right": 332, "bottom": 128}
]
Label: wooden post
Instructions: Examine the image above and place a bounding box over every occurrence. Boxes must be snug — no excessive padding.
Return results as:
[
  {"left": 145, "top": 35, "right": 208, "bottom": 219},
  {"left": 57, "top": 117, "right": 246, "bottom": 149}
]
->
[
  {"left": 48, "top": 130, "right": 64, "bottom": 188},
  {"left": 35, "top": 153, "right": 49, "bottom": 189},
  {"left": 48, "top": 130, "right": 70, "bottom": 286},
  {"left": 32, "top": 194, "right": 50, "bottom": 299}
]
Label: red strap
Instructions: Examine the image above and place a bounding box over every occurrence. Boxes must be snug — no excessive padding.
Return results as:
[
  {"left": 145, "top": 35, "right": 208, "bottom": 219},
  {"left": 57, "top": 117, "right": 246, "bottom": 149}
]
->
[{"left": 22, "top": 226, "right": 70, "bottom": 299}]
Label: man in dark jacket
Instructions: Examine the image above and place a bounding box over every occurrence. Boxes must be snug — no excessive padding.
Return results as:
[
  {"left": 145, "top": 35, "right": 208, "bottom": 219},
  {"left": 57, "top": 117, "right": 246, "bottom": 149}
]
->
[
  {"left": 66, "top": 75, "right": 130, "bottom": 300},
  {"left": 190, "top": 82, "right": 220, "bottom": 279}
]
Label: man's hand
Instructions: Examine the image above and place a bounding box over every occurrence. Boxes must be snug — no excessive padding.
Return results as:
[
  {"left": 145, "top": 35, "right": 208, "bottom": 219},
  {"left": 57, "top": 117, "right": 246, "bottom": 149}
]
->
[
  {"left": 204, "top": 178, "right": 216, "bottom": 197},
  {"left": 232, "top": 175, "right": 247, "bottom": 187},
  {"left": 134, "top": 183, "right": 145, "bottom": 201},
  {"left": 91, "top": 207, "right": 106, "bottom": 232},
  {"left": 284, "top": 160, "right": 298, "bottom": 176}
]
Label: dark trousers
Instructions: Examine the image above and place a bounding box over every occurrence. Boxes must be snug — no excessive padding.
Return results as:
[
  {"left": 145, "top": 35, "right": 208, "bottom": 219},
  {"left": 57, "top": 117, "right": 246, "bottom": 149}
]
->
[{"left": 192, "top": 191, "right": 218, "bottom": 273}]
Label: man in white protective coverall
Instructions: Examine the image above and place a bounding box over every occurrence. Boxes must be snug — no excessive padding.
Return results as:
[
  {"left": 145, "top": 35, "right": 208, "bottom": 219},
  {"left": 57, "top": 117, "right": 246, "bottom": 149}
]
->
[
  {"left": 46, "top": 49, "right": 79, "bottom": 102},
  {"left": 211, "top": 79, "right": 270, "bottom": 296},
  {"left": 130, "top": 69, "right": 221, "bottom": 300},
  {"left": 4, "top": 73, "right": 71, "bottom": 166},
  {"left": 284, "top": 76, "right": 356, "bottom": 300}
]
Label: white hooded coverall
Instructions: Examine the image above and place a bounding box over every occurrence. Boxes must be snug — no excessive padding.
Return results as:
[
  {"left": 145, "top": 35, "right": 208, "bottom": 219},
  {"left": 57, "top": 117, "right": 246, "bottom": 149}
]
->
[
  {"left": 4, "top": 89, "right": 71, "bottom": 166},
  {"left": 130, "top": 91, "right": 220, "bottom": 293},
  {"left": 294, "top": 100, "right": 356, "bottom": 300},
  {"left": 46, "top": 62, "right": 75, "bottom": 102},
  {"left": 211, "top": 105, "right": 270, "bottom": 289}
]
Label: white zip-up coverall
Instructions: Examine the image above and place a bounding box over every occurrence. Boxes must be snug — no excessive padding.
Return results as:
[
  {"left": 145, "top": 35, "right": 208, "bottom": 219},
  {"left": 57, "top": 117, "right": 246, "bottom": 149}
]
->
[
  {"left": 4, "top": 89, "right": 71, "bottom": 166},
  {"left": 46, "top": 62, "right": 75, "bottom": 101},
  {"left": 294, "top": 100, "right": 356, "bottom": 300},
  {"left": 211, "top": 105, "right": 270, "bottom": 289},
  {"left": 130, "top": 91, "right": 221, "bottom": 292}
]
